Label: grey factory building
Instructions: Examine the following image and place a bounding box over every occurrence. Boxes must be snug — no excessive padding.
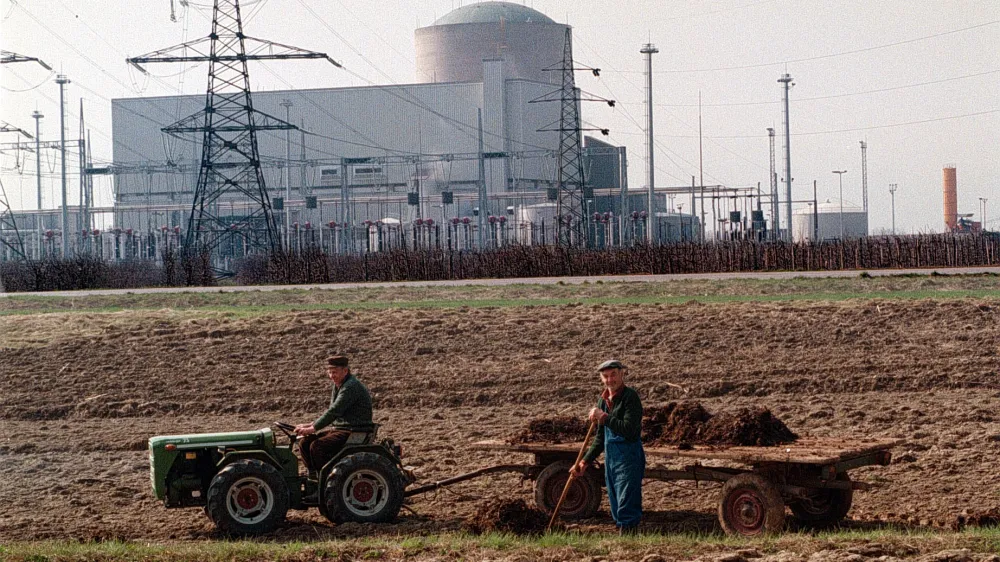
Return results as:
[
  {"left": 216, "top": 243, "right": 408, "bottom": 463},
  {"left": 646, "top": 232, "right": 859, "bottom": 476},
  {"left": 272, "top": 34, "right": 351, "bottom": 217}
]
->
[{"left": 108, "top": 2, "right": 630, "bottom": 248}]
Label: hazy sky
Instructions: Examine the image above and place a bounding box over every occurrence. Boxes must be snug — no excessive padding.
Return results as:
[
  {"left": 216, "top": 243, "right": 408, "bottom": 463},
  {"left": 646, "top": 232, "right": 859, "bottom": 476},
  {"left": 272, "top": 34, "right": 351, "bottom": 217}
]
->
[{"left": 2, "top": 0, "right": 997, "bottom": 234}]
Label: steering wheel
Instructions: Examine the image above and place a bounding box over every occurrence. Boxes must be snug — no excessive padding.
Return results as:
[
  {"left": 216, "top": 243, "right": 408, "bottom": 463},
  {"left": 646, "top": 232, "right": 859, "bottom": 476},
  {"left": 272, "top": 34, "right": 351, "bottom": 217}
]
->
[{"left": 274, "top": 421, "right": 298, "bottom": 443}]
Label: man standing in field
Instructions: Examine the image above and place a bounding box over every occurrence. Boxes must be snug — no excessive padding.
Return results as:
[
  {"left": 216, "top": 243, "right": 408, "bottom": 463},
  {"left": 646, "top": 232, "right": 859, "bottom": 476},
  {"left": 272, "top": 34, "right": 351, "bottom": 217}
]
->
[
  {"left": 571, "top": 359, "right": 645, "bottom": 534},
  {"left": 295, "top": 355, "right": 373, "bottom": 473}
]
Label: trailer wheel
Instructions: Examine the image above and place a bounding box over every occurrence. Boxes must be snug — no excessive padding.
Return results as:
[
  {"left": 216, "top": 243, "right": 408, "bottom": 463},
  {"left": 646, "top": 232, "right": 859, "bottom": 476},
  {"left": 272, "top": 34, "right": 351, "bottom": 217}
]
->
[
  {"left": 789, "top": 474, "right": 853, "bottom": 525},
  {"left": 719, "top": 473, "right": 785, "bottom": 536},
  {"left": 205, "top": 459, "right": 289, "bottom": 536},
  {"left": 534, "top": 460, "right": 602, "bottom": 520},
  {"left": 324, "top": 452, "right": 404, "bottom": 524}
]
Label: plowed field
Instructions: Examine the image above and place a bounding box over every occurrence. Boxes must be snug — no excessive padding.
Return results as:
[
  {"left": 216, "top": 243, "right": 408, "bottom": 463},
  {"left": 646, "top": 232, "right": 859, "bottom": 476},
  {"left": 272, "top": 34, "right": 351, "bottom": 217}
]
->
[{"left": 2, "top": 294, "right": 1000, "bottom": 541}]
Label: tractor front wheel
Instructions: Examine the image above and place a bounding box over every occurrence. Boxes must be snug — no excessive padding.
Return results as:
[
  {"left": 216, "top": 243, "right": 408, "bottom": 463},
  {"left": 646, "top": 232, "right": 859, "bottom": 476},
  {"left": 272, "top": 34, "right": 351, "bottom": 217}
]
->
[
  {"left": 324, "top": 452, "right": 405, "bottom": 524},
  {"left": 205, "top": 459, "right": 290, "bottom": 536}
]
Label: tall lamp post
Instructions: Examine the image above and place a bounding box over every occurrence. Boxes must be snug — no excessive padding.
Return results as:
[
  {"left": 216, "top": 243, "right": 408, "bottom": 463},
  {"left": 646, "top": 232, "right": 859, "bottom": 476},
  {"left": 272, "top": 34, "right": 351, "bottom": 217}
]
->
[
  {"left": 980, "top": 197, "right": 988, "bottom": 230},
  {"left": 832, "top": 170, "right": 847, "bottom": 239},
  {"left": 889, "top": 183, "right": 898, "bottom": 235}
]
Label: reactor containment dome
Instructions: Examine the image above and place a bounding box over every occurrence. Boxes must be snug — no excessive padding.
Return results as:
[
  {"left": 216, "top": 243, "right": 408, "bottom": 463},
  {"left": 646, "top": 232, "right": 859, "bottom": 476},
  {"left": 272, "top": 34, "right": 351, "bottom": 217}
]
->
[{"left": 415, "top": 1, "right": 569, "bottom": 85}]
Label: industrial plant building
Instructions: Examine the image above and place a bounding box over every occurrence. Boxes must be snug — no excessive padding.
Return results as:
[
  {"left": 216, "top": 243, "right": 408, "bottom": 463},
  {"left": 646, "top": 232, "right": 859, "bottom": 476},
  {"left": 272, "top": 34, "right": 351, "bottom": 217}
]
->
[{"left": 105, "top": 1, "right": 642, "bottom": 253}]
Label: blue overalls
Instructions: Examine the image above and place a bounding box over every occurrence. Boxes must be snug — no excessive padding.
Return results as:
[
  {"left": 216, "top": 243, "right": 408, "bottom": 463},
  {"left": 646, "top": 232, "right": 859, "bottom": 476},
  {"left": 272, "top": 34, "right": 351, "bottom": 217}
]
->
[{"left": 600, "top": 401, "right": 646, "bottom": 530}]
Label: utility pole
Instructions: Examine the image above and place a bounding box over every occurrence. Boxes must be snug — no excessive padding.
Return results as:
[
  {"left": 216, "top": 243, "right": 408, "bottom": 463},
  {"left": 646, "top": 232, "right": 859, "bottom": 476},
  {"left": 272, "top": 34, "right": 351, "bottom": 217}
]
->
[
  {"left": 813, "top": 180, "right": 818, "bottom": 242},
  {"left": 477, "top": 109, "right": 487, "bottom": 249},
  {"left": 56, "top": 74, "right": 71, "bottom": 258},
  {"left": 889, "top": 183, "right": 898, "bottom": 235},
  {"left": 32, "top": 111, "right": 43, "bottom": 212},
  {"left": 767, "top": 127, "right": 777, "bottom": 240},
  {"left": 833, "top": 170, "right": 847, "bottom": 240},
  {"left": 980, "top": 197, "right": 988, "bottom": 230},
  {"left": 778, "top": 74, "right": 794, "bottom": 242},
  {"left": 860, "top": 141, "right": 868, "bottom": 214},
  {"left": 280, "top": 99, "right": 293, "bottom": 252},
  {"left": 698, "top": 91, "right": 705, "bottom": 242},
  {"left": 641, "top": 43, "right": 658, "bottom": 244}
]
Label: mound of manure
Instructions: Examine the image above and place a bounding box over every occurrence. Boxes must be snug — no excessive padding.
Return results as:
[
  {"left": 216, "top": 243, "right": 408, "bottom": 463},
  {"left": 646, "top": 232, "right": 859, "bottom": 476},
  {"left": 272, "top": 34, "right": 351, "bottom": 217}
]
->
[
  {"left": 465, "top": 498, "right": 549, "bottom": 535},
  {"left": 509, "top": 415, "right": 588, "bottom": 444},
  {"left": 643, "top": 402, "right": 797, "bottom": 448}
]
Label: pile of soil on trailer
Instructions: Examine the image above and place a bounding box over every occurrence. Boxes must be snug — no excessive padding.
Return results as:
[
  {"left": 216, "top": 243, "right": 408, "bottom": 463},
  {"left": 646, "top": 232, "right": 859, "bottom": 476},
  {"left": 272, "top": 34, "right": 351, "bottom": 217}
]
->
[
  {"left": 509, "top": 415, "right": 588, "bottom": 444},
  {"left": 465, "top": 498, "right": 549, "bottom": 535},
  {"left": 643, "top": 403, "right": 797, "bottom": 448},
  {"left": 516, "top": 402, "right": 796, "bottom": 448}
]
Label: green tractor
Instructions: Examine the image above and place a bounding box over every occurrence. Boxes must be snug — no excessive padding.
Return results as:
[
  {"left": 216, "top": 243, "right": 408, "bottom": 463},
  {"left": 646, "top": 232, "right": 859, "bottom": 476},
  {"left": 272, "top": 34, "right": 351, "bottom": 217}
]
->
[{"left": 148, "top": 422, "right": 414, "bottom": 535}]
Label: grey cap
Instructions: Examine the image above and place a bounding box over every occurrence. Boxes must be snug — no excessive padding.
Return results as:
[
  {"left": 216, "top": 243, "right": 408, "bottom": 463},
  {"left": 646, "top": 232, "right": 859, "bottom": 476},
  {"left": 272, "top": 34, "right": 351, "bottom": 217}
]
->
[{"left": 597, "top": 359, "right": 626, "bottom": 372}]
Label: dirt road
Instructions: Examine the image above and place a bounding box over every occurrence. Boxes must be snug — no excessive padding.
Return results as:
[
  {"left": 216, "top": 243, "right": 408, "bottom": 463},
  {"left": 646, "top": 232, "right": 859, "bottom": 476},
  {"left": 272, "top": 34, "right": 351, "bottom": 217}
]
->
[{"left": 2, "top": 297, "right": 999, "bottom": 540}]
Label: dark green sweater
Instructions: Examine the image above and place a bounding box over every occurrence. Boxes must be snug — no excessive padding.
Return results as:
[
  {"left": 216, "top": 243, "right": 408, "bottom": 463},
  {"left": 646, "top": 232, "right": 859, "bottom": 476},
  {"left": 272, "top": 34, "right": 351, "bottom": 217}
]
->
[
  {"left": 582, "top": 386, "right": 643, "bottom": 463},
  {"left": 313, "top": 373, "right": 373, "bottom": 431}
]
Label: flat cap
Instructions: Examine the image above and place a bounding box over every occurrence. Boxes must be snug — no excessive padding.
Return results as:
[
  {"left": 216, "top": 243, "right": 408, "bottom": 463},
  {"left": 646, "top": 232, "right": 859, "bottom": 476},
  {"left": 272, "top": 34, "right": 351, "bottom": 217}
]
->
[
  {"left": 597, "top": 359, "right": 626, "bottom": 371},
  {"left": 326, "top": 355, "right": 349, "bottom": 367}
]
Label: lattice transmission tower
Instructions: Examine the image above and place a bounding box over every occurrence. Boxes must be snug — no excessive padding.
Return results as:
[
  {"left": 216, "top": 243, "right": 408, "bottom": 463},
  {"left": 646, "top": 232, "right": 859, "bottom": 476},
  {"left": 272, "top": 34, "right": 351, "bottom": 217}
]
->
[
  {"left": 127, "top": 0, "right": 340, "bottom": 255},
  {"left": 1, "top": 52, "right": 49, "bottom": 261},
  {"left": 531, "top": 28, "right": 614, "bottom": 247}
]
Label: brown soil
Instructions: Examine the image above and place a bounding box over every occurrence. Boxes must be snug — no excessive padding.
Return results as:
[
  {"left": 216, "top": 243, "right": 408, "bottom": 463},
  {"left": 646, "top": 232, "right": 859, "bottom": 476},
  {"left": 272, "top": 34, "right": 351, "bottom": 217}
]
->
[
  {"left": 642, "top": 402, "right": 714, "bottom": 447},
  {"left": 954, "top": 507, "right": 1000, "bottom": 530},
  {"left": 2, "top": 297, "right": 1000, "bottom": 541},
  {"left": 464, "top": 498, "right": 549, "bottom": 535},
  {"left": 509, "top": 415, "right": 588, "bottom": 444},
  {"left": 699, "top": 406, "right": 798, "bottom": 447}
]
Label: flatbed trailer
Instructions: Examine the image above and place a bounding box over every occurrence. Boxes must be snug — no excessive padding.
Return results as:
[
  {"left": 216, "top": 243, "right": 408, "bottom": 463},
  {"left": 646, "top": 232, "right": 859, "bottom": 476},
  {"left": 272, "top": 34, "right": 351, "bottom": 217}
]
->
[{"left": 418, "top": 437, "right": 899, "bottom": 536}]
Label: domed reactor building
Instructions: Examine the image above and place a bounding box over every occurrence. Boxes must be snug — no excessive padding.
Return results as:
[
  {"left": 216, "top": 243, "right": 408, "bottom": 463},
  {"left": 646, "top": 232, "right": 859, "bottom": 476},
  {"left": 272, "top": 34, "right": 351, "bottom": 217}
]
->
[
  {"left": 416, "top": 2, "right": 567, "bottom": 85},
  {"left": 108, "top": 1, "right": 627, "bottom": 254}
]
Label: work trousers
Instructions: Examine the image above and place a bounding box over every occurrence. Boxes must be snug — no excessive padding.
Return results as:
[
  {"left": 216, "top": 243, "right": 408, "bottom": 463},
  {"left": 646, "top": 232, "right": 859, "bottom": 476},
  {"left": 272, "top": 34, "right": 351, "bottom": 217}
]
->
[
  {"left": 300, "top": 429, "right": 351, "bottom": 472},
  {"left": 603, "top": 427, "right": 646, "bottom": 530}
]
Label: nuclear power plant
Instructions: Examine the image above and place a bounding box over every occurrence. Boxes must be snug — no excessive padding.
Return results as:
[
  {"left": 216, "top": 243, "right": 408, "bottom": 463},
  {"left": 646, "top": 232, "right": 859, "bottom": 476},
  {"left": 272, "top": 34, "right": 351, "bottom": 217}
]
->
[{"left": 0, "top": 1, "right": 993, "bottom": 265}]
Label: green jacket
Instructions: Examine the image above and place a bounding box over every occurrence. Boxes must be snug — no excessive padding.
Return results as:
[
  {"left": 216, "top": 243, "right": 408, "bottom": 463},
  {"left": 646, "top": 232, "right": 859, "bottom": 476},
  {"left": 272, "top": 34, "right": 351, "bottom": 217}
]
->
[
  {"left": 313, "top": 373, "right": 374, "bottom": 431},
  {"left": 582, "top": 386, "right": 643, "bottom": 463}
]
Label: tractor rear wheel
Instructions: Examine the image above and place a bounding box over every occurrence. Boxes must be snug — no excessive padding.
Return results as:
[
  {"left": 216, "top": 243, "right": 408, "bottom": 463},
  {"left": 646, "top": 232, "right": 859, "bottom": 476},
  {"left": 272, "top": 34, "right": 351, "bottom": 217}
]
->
[
  {"left": 206, "top": 459, "right": 289, "bottom": 536},
  {"left": 534, "top": 460, "right": 602, "bottom": 520},
  {"left": 718, "top": 473, "right": 785, "bottom": 536},
  {"left": 324, "top": 452, "right": 405, "bottom": 524}
]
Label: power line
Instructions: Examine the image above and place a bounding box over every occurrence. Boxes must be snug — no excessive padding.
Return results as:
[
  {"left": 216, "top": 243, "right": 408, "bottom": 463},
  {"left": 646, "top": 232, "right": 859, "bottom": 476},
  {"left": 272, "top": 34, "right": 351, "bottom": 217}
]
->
[
  {"left": 605, "top": 20, "right": 1000, "bottom": 74},
  {"left": 611, "top": 108, "right": 1000, "bottom": 138},
  {"left": 621, "top": 68, "right": 1000, "bottom": 107}
]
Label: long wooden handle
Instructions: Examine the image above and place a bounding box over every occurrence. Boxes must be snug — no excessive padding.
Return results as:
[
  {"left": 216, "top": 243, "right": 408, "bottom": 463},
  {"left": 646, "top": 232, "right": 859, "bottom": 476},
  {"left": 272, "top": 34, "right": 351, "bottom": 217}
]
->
[{"left": 546, "top": 420, "right": 596, "bottom": 532}]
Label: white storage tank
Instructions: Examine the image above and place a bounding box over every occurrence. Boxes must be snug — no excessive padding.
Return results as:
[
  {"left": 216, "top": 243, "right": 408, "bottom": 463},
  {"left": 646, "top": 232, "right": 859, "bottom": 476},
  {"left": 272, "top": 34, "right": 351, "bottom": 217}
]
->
[{"left": 792, "top": 199, "right": 868, "bottom": 242}]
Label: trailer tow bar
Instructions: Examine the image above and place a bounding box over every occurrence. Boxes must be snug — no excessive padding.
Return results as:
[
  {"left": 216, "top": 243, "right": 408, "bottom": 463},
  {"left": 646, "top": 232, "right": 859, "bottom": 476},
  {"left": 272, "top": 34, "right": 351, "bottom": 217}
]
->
[{"left": 405, "top": 465, "right": 534, "bottom": 497}]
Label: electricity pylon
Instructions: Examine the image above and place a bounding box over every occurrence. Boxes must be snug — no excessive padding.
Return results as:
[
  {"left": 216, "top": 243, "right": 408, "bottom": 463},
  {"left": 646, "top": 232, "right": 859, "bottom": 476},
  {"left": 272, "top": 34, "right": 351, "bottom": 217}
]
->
[
  {"left": 127, "top": 0, "right": 340, "bottom": 256},
  {"left": 0, "top": 125, "right": 33, "bottom": 260},
  {"left": 531, "top": 28, "right": 614, "bottom": 247}
]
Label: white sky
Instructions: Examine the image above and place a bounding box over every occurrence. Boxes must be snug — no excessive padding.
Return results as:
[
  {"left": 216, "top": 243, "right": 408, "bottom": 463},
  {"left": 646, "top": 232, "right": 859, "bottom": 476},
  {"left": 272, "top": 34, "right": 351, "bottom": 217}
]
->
[{"left": 1, "top": 0, "right": 997, "bottom": 234}]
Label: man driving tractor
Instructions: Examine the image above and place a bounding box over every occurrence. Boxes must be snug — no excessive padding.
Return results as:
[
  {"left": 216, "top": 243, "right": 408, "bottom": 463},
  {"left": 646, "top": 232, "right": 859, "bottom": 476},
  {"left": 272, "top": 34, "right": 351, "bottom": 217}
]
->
[{"left": 295, "top": 355, "right": 374, "bottom": 474}]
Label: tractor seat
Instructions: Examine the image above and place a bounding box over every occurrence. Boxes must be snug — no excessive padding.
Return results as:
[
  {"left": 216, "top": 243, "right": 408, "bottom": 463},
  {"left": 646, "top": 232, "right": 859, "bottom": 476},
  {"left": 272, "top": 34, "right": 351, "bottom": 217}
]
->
[{"left": 344, "top": 423, "right": 379, "bottom": 445}]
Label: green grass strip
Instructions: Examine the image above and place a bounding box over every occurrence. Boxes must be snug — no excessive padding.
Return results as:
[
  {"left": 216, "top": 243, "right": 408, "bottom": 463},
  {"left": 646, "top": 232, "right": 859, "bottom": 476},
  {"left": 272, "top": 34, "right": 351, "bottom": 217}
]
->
[{"left": 2, "top": 528, "right": 999, "bottom": 561}]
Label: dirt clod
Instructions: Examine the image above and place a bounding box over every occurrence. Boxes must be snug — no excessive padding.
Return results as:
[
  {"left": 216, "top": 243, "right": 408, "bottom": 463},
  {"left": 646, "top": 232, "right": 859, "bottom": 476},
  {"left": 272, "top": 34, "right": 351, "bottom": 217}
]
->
[
  {"left": 465, "top": 498, "right": 549, "bottom": 535},
  {"left": 954, "top": 507, "right": 1000, "bottom": 530}
]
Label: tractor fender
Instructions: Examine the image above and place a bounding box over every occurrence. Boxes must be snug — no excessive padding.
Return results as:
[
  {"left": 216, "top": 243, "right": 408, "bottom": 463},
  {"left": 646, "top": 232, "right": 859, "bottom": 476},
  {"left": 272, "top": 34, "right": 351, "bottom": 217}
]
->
[
  {"left": 318, "top": 445, "right": 404, "bottom": 495},
  {"left": 220, "top": 450, "right": 294, "bottom": 478}
]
